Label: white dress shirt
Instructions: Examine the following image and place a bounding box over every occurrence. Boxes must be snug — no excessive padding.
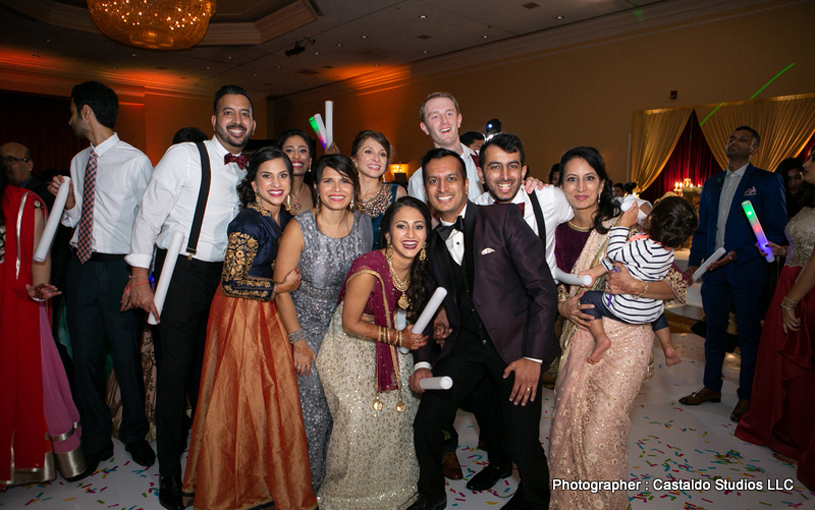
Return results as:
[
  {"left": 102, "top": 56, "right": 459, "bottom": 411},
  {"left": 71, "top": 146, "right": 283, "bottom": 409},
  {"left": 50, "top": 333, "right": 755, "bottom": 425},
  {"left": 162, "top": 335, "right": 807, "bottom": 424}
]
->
[
  {"left": 62, "top": 133, "right": 152, "bottom": 254},
  {"left": 715, "top": 163, "right": 748, "bottom": 250},
  {"left": 475, "top": 186, "right": 573, "bottom": 277},
  {"left": 407, "top": 143, "right": 484, "bottom": 202},
  {"left": 127, "top": 137, "right": 245, "bottom": 269}
]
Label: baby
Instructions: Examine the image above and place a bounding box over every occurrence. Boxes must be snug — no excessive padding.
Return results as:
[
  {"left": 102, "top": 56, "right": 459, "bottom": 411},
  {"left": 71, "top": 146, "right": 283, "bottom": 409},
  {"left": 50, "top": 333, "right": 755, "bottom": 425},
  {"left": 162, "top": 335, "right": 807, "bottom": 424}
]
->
[{"left": 579, "top": 196, "right": 699, "bottom": 365}]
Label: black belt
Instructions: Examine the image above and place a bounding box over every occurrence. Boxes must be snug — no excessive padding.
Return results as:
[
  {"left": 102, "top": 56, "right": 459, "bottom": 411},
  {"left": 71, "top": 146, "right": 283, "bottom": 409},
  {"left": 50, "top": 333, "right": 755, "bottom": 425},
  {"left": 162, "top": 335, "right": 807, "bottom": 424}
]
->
[
  {"left": 155, "top": 248, "right": 223, "bottom": 269},
  {"left": 72, "top": 249, "right": 126, "bottom": 262}
]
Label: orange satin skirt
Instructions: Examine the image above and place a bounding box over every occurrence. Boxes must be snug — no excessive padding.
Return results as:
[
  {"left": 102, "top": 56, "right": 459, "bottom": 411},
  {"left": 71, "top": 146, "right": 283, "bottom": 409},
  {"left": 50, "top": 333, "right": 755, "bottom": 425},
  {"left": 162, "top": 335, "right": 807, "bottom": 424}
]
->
[{"left": 182, "top": 286, "right": 317, "bottom": 510}]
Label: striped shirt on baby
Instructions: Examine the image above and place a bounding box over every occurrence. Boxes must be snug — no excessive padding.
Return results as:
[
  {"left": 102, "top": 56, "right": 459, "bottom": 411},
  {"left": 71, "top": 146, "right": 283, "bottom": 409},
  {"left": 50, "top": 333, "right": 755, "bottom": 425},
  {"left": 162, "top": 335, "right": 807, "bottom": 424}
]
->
[{"left": 600, "top": 227, "right": 674, "bottom": 323}]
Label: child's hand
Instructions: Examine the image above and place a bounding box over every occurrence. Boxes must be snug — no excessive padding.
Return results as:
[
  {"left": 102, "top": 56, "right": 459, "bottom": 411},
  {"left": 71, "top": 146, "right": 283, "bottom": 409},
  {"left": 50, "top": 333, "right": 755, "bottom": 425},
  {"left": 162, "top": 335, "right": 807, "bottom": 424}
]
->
[
  {"left": 577, "top": 271, "right": 595, "bottom": 287},
  {"left": 618, "top": 204, "right": 638, "bottom": 228}
]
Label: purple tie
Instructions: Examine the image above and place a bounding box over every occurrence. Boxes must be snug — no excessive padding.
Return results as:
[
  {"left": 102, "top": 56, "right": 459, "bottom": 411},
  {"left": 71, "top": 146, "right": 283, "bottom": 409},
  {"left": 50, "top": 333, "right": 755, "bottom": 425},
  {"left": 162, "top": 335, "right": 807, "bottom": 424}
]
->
[{"left": 76, "top": 150, "right": 98, "bottom": 263}]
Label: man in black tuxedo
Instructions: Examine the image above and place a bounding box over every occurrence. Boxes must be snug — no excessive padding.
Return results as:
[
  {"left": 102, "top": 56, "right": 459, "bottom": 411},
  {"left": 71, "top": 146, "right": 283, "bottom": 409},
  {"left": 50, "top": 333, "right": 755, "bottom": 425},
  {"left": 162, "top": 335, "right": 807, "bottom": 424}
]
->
[{"left": 408, "top": 148, "right": 559, "bottom": 510}]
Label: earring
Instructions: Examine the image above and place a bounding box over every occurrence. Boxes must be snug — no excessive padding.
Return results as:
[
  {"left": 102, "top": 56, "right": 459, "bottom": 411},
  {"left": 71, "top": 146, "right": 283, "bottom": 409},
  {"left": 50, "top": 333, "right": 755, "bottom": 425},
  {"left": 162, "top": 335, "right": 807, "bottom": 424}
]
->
[
  {"left": 419, "top": 243, "right": 426, "bottom": 261},
  {"left": 598, "top": 192, "right": 601, "bottom": 202},
  {"left": 286, "top": 194, "right": 292, "bottom": 211},
  {"left": 385, "top": 242, "right": 393, "bottom": 260},
  {"left": 349, "top": 198, "right": 355, "bottom": 210},
  {"left": 316, "top": 193, "right": 321, "bottom": 207},
  {"left": 255, "top": 191, "right": 262, "bottom": 209}
]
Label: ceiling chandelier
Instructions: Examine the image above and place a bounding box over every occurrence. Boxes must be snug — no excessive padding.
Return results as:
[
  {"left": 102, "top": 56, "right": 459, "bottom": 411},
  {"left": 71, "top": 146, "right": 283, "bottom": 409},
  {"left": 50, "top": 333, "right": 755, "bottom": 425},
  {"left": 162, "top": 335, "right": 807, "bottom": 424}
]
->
[{"left": 87, "top": 0, "right": 217, "bottom": 50}]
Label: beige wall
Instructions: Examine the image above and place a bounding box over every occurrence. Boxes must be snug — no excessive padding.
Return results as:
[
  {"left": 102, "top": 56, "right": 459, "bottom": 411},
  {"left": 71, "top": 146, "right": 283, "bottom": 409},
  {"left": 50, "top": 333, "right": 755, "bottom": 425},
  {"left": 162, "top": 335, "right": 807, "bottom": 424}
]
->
[{"left": 269, "top": 0, "right": 815, "bottom": 183}]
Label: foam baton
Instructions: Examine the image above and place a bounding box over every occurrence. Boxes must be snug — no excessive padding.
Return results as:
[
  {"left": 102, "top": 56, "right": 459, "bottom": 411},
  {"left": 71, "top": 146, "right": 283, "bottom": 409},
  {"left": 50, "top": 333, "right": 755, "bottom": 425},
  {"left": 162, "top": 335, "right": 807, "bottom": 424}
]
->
[
  {"left": 691, "top": 246, "right": 727, "bottom": 282},
  {"left": 742, "top": 200, "right": 775, "bottom": 262},
  {"left": 148, "top": 231, "right": 185, "bottom": 325},
  {"left": 33, "top": 177, "right": 71, "bottom": 262},
  {"left": 419, "top": 376, "right": 453, "bottom": 390},
  {"left": 553, "top": 267, "right": 592, "bottom": 287},
  {"left": 325, "top": 100, "right": 333, "bottom": 147},
  {"left": 413, "top": 287, "right": 448, "bottom": 334},
  {"left": 308, "top": 116, "right": 327, "bottom": 148}
]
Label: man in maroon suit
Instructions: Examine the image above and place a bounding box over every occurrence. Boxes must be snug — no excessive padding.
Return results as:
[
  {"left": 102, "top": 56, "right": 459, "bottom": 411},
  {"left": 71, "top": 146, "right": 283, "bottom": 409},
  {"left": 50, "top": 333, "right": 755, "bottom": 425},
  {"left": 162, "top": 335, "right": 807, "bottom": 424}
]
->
[{"left": 408, "top": 148, "right": 559, "bottom": 510}]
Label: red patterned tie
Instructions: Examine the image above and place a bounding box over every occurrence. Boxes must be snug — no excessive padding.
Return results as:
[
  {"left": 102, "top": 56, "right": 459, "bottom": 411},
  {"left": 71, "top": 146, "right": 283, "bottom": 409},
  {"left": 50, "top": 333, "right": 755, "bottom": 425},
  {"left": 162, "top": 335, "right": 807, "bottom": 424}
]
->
[{"left": 76, "top": 150, "right": 98, "bottom": 263}]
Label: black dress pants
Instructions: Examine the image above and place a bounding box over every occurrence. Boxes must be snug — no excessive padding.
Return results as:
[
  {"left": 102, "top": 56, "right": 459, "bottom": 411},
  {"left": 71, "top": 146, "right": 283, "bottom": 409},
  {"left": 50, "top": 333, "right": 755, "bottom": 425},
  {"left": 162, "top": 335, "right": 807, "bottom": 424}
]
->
[
  {"left": 414, "top": 343, "right": 549, "bottom": 509},
  {"left": 153, "top": 253, "right": 222, "bottom": 477},
  {"left": 66, "top": 254, "right": 147, "bottom": 456}
]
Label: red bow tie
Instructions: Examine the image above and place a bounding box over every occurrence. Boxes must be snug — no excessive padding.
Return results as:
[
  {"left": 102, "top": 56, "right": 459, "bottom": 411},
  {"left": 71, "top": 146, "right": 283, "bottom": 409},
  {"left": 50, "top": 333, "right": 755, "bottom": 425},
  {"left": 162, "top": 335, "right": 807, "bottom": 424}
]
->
[{"left": 224, "top": 153, "right": 248, "bottom": 169}]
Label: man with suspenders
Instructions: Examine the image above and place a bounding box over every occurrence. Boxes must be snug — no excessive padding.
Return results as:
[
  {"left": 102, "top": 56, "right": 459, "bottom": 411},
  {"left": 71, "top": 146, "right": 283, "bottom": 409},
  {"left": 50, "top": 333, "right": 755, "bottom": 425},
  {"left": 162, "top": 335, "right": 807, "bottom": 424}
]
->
[{"left": 124, "top": 85, "right": 255, "bottom": 510}]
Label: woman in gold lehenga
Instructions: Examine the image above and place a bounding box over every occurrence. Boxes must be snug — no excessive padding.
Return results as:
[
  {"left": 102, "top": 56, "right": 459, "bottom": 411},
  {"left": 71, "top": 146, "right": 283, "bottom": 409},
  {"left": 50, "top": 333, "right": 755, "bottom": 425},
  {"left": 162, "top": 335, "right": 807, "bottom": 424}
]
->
[
  {"left": 182, "top": 147, "right": 315, "bottom": 510},
  {"left": 548, "top": 147, "right": 688, "bottom": 509}
]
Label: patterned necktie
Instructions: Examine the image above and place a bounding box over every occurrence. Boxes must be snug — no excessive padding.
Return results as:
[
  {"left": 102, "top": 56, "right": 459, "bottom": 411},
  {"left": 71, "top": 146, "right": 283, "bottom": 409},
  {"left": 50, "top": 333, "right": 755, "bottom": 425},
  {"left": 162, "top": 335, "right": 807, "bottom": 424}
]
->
[
  {"left": 76, "top": 150, "right": 98, "bottom": 263},
  {"left": 224, "top": 153, "right": 248, "bottom": 169}
]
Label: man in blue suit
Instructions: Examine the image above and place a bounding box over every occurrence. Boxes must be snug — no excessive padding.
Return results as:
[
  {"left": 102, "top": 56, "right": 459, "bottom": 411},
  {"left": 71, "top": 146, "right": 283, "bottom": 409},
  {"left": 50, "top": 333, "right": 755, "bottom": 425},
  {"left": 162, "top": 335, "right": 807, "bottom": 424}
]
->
[{"left": 680, "top": 126, "right": 786, "bottom": 422}]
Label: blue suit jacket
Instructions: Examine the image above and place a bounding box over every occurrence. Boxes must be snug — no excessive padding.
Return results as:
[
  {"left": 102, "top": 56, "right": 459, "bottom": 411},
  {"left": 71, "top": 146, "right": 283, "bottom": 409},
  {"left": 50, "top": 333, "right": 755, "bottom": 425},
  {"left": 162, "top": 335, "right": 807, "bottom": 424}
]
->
[{"left": 688, "top": 163, "right": 786, "bottom": 288}]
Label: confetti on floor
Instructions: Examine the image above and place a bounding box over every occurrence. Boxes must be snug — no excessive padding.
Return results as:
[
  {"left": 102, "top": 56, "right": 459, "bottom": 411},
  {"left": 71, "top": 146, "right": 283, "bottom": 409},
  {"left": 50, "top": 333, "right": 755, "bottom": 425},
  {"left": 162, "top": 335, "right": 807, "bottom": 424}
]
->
[{"left": 1, "top": 330, "right": 812, "bottom": 509}]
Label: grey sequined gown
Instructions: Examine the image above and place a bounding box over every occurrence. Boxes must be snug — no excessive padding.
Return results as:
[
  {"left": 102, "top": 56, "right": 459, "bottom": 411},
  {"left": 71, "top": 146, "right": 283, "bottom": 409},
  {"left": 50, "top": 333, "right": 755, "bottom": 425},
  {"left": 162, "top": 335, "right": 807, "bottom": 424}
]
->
[{"left": 291, "top": 210, "right": 373, "bottom": 492}]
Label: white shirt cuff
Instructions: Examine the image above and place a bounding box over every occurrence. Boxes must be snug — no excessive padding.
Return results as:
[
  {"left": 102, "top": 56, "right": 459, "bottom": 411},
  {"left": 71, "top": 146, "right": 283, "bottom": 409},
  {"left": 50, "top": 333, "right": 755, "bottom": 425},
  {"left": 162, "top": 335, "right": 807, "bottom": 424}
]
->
[
  {"left": 413, "top": 361, "right": 432, "bottom": 372},
  {"left": 524, "top": 357, "right": 542, "bottom": 364},
  {"left": 125, "top": 253, "right": 153, "bottom": 269}
]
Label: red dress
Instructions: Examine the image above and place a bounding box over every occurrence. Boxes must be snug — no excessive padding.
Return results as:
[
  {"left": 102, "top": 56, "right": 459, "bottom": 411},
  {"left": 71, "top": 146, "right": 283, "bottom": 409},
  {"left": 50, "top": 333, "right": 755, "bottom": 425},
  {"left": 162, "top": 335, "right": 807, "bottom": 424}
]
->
[{"left": 736, "top": 207, "right": 815, "bottom": 490}]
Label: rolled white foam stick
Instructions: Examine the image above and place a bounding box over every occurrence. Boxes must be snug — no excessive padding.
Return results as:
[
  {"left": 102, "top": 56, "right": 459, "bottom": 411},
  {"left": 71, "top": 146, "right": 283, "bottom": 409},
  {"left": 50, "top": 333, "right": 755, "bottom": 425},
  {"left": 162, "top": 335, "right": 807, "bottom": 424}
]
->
[
  {"left": 313, "top": 114, "right": 328, "bottom": 148},
  {"left": 553, "top": 267, "right": 592, "bottom": 287},
  {"left": 691, "top": 246, "right": 727, "bottom": 282},
  {"left": 325, "top": 100, "right": 333, "bottom": 147},
  {"left": 620, "top": 195, "right": 638, "bottom": 211},
  {"left": 395, "top": 309, "right": 410, "bottom": 354},
  {"left": 148, "top": 231, "right": 185, "bottom": 325},
  {"left": 412, "top": 287, "right": 448, "bottom": 334},
  {"left": 33, "top": 177, "right": 71, "bottom": 262},
  {"left": 419, "top": 376, "right": 453, "bottom": 390}
]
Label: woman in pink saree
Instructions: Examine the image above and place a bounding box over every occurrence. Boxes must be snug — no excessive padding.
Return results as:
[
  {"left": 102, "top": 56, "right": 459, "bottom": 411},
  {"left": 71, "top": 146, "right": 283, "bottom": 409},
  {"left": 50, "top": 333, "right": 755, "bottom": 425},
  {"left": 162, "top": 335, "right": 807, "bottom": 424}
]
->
[{"left": 548, "top": 147, "right": 688, "bottom": 509}]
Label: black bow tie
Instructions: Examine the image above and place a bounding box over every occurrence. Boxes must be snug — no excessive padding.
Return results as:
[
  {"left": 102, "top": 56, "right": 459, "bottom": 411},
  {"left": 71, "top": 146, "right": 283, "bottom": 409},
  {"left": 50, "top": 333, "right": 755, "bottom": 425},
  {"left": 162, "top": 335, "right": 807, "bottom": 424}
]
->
[
  {"left": 437, "top": 216, "right": 465, "bottom": 240},
  {"left": 224, "top": 153, "right": 248, "bottom": 169}
]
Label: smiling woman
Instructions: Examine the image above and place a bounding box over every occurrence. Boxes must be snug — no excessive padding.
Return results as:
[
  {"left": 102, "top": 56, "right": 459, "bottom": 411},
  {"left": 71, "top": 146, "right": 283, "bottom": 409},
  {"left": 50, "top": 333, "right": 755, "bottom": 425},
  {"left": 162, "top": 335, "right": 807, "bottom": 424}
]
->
[{"left": 274, "top": 154, "right": 373, "bottom": 492}]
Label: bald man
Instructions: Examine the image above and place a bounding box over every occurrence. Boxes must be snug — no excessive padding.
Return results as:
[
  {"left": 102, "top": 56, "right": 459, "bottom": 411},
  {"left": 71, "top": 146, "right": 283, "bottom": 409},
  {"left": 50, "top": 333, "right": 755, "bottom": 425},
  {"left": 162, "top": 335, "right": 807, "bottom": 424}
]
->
[{"left": 1, "top": 142, "right": 53, "bottom": 211}]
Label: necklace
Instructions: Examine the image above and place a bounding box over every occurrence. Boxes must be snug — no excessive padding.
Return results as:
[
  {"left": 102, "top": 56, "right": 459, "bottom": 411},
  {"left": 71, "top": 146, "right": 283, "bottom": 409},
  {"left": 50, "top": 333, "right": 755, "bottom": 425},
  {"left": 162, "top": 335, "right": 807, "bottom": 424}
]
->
[
  {"left": 359, "top": 182, "right": 391, "bottom": 217},
  {"left": 289, "top": 181, "right": 308, "bottom": 211},
  {"left": 568, "top": 220, "right": 592, "bottom": 232},
  {"left": 385, "top": 245, "right": 410, "bottom": 309}
]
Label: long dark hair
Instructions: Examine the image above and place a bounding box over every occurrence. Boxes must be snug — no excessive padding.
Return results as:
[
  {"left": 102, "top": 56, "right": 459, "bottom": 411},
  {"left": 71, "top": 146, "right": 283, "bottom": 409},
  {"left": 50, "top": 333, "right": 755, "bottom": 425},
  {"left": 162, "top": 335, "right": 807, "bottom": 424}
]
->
[
  {"left": 558, "top": 146, "right": 620, "bottom": 234},
  {"left": 236, "top": 146, "right": 292, "bottom": 207},
  {"left": 379, "top": 196, "right": 431, "bottom": 323}
]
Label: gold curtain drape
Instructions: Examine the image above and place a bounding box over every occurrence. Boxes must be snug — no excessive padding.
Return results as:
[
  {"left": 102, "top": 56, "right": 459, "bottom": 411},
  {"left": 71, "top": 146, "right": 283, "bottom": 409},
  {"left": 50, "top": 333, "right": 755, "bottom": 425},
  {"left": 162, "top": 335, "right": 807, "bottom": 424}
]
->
[
  {"left": 695, "top": 93, "right": 815, "bottom": 172},
  {"left": 630, "top": 108, "right": 692, "bottom": 192}
]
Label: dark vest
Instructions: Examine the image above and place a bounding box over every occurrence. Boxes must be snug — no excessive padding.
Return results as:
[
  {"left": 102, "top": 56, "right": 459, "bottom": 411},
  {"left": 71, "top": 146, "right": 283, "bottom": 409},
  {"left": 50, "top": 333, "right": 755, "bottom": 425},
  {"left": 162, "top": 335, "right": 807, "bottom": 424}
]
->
[{"left": 446, "top": 245, "right": 494, "bottom": 353}]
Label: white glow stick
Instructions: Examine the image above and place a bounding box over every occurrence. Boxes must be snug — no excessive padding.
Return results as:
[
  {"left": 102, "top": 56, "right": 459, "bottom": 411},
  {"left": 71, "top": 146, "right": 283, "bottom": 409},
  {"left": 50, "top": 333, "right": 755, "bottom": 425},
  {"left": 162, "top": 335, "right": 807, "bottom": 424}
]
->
[
  {"left": 33, "top": 177, "right": 71, "bottom": 262},
  {"left": 148, "top": 231, "right": 185, "bottom": 325},
  {"left": 691, "top": 246, "right": 727, "bottom": 282},
  {"left": 419, "top": 376, "right": 453, "bottom": 390},
  {"left": 413, "top": 287, "right": 448, "bottom": 334},
  {"left": 313, "top": 114, "right": 328, "bottom": 148},
  {"left": 553, "top": 267, "right": 592, "bottom": 287},
  {"left": 325, "top": 100, "right": 333, "bottom": 147}
]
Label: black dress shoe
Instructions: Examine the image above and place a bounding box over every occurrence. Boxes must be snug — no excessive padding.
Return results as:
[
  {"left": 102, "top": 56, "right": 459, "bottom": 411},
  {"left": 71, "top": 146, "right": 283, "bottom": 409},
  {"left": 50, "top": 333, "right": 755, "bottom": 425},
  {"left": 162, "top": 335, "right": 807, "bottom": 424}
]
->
[
  {"left": 406, "top": 493, "right": 446, "bottom": 510},
  {"left": 159, "top": 475, "right": 186, "bottom": 510},
  {"left": 466, "top": 463, "right": 513, "bottom": 491},
  {"left": 125, "top": 439, "right": 156, "bottom": 467},
  {"left": 64, "top": 444, "right": 114, "bottom": 482}
]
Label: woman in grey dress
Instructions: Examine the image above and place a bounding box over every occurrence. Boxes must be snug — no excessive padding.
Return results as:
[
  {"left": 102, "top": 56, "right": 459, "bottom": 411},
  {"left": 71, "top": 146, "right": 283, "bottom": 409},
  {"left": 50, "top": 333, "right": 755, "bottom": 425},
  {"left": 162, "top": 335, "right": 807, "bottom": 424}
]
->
[{"left": 275, "top": 154, "right": 373, "bottom": 491}]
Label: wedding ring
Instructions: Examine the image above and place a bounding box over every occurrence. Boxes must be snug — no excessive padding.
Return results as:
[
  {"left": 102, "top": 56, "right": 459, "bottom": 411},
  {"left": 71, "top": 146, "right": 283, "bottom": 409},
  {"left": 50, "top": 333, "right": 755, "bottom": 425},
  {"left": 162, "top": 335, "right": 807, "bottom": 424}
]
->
[{"left": 526, "top": 387, "right": 531, "bottom": 391}]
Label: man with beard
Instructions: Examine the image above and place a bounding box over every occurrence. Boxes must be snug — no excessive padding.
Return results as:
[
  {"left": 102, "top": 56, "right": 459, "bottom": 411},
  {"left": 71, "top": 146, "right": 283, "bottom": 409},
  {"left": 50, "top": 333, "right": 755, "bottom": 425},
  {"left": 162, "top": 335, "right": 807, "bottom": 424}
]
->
[
  {"left": 49, "top": 81, "right": 154, "bottom": 479},
  {"left": 125, "top": 85, "right": 255, "bottom": 510},
  {"left": 407, "top": 92, "right": 484, "bottom": 202},
  {"left": 680, "top": 126, "right": 786, "bottom": 423}
]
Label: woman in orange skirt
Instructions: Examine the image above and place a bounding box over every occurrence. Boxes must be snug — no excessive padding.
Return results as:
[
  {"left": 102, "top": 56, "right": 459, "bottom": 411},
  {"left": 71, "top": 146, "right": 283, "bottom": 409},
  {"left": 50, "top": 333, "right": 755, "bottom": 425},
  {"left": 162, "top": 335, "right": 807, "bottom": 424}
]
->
[{"left": 182, "top": 147, "right": 316, "bottom": 510}]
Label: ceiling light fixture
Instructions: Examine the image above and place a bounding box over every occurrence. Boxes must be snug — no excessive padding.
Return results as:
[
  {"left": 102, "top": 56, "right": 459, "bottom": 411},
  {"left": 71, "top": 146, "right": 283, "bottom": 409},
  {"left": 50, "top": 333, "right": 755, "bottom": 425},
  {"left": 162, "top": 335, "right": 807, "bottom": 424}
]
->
[
  {"left": 87, "top": 0, "right": 216, "bottom": 50},
  {"left": 482, "top": 35, "right": 489, "bottom": 39},
  {"left": 420, "top": 15, "right": 427, "bottom": 19},
  {"left": 286, "top": 37, "right": 315, "bottom": 57},
  {"left": 556, "top": 15, "right": 564, "bottom": 20}
]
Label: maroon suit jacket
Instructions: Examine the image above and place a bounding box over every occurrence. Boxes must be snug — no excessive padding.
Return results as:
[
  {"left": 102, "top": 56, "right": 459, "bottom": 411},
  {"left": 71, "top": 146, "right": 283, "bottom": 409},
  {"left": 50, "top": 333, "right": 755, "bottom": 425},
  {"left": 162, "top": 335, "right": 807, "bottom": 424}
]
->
[{"left": 416, "top": 201, "right": 560, "bottom": 368}]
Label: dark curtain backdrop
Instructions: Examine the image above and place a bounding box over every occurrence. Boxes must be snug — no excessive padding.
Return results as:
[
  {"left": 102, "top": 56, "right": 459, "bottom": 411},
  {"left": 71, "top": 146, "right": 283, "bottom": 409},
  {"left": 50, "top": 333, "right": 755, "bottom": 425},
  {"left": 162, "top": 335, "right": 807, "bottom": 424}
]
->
[
  {"left": 0, "top": 90, "right": 88, "bottom": 178},
  {"left": 640, "top": 110, "right": 722, "bottom": 203}
]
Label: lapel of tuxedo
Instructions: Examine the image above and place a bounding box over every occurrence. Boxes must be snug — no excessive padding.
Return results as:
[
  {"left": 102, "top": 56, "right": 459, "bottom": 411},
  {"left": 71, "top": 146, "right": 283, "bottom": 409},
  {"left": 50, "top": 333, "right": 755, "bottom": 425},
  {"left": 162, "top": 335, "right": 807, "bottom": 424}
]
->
[
  {"left": 730, "top": 164, "right": 756, "bottom": 219},
  {"left": 464, "top": 202, "right": 477, "bottom": 292},
  {"left": 430, "top": 229, "right": 458, "bottom": 305}
]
